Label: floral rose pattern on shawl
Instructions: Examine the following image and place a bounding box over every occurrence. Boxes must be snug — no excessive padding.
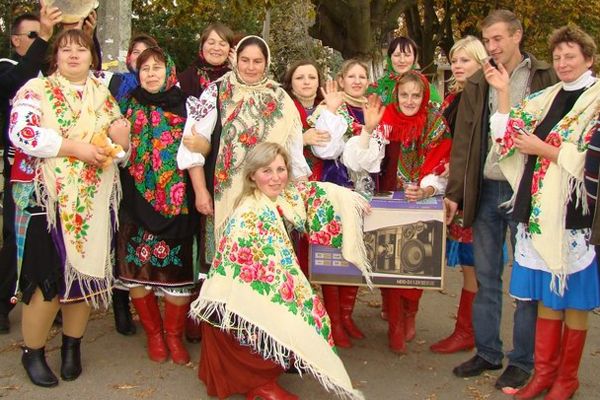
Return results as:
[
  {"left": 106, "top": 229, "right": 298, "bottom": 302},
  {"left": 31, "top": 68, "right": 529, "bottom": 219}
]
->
[
  {"left": 41, "top": 77, "right": 121, "bottom": 258},
  {"left": 210, "top": 195, "right": 334, "bottom": 345},
  {"left": 123, "top": 101, "right": 188, "bottom": 217},
  {"left": 498, "top": 90, "right": 594, "bottom": 235},
  {"left": 496, "top": 81, "right": 600, "bottom": 294},
  {"left": 213, "top": 78, "right": 286, "bottom": 200},
  {"left": 55, "top": 162, "right": 104, "bottom": 255},
  {"left": 9, "top": 73, "right": 123, "bottom": 308},
  {"left": 301, "top": 182, "right": 344, "bottom": 248},
  {"left": 193, "top": 179, "right": 369, "bottom": 399}
]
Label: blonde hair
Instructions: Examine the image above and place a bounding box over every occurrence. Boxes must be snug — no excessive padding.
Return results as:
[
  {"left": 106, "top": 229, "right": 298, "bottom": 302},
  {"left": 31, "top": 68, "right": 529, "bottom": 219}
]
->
[
  {"left": 336, "top": 59, "right": 370, "bottom": 80},
  {"left": 448, "top": 35, "right": 487, "bottom": 93},
  {"left": 236, "top": 142, "right": 291, "bottom": 206}
]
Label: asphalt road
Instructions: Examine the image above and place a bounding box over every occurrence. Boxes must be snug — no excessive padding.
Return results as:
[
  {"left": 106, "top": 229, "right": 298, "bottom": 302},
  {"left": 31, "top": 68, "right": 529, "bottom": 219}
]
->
[{"left": 1, "top": 267, "right": 599, "bottom": 400}]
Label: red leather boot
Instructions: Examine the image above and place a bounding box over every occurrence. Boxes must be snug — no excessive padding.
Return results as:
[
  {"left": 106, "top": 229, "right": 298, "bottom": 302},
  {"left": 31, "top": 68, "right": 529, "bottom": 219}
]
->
[
  {"left": 514, "top": 318, "right": 562, "bottom": 399},
  {"left": 131, "top": 292, "right": 168, "bottom": 362},
  {"left": 164, "top": 301, "right": 191, "bottom": 365},
  {"left": 402, "top": 289, "right": 422, "bottom": 342},
  {"left": 339, "top": 286, "right": 365, "bottom": 339},
  {"left": 321, "top": 285, "right": 352, "bottom": 348},
  {"left": 430, "top": 289, "right": 476, "bottom": 353},
  {"left": 246, "top": 380, "right": 298, "bottom": 400},
  {"left": 544, "top": 326, "right": 587, "bottom": 400},
  {"left": 385, "top": 288, "right": 406, "bottom": 354}
]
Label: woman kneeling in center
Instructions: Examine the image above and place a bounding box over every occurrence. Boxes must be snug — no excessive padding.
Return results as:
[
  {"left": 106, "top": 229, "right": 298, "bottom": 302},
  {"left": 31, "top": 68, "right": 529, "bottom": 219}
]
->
[{"left": 190, "top": 142, "right": 369, "bottom": 399}]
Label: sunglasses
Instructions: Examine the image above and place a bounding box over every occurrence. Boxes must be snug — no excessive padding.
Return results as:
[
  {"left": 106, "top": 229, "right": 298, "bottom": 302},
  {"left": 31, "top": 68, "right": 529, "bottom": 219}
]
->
[{"left": 14, "top": 31, "right": 39, "bottom": 39}]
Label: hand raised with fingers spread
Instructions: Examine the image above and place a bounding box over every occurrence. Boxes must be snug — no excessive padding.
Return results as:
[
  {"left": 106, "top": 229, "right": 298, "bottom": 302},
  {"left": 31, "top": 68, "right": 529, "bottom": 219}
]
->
[
  {"left": 321, "top": 80, "right": 344, "bottom": 113},
  {"left": 363, "top": 94, "right": 385, "bottom": 134}
]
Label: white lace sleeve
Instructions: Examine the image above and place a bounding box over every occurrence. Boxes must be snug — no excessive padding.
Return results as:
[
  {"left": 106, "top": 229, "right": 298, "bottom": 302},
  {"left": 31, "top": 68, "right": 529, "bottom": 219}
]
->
[
  {"left": 9, "top": 87, "right": 62, "bottom": 158},
  {"left": 311, "top": 109, "right": 347, "bottom": 159},
  {"left": 420, "top": 173, "right": 447, "bottom": 196},
  {"left": 343, "top": 127, "right": 386, "bottom": 173},
  {"left": 176, "top": 84, "right": 218, "bottom": 170}
]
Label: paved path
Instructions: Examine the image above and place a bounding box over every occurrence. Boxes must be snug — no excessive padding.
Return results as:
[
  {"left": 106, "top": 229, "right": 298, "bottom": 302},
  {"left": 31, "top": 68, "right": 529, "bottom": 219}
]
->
[{"left": 1, "top": 267, "right": 599, "bottom": 399}]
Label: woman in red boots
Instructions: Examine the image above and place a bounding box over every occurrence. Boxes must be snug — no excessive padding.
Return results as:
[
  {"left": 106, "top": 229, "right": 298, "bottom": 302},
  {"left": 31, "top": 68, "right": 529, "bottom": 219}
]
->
[
  {"left": 490, "top": 25, "right": 600, "bottom": 400},
  {"left": 344, "top": 71, "right": 451, "bottom": 353},
  {"left": 117, "top": 47, "right": 203, "bottom": 365},
  {"left": 304, "top": 59, "right": 373, "bottom": 348},
  {"left": 281, "top": 59, "right": 327, "bottom": 277},
  {"left": 429, "top": 35, "right": 487, "bottom": 354}
]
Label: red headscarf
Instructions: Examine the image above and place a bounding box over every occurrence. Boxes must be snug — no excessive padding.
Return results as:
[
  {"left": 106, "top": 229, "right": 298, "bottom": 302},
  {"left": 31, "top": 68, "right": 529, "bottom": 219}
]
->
[
  {"left": 382, "top": 71, "right": 430, "bottom": 144},
  {"left": 379, "top": 72, "right": 451, "bottom": 191}
]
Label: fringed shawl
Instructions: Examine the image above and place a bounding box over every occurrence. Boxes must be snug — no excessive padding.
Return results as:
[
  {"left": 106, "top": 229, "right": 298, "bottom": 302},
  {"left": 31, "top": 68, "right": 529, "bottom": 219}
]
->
[
  {"left": 213, "top": 68, "right": 301, "bottom": 239},
  {"left": 26, "top": 73, "right": 122, "bottom": 307},
  {"left": 190, "top": 181, "right": 370, "bottom": 400},
  {"left": 497, "top": 80, "right": 600, "bottom": 294}
]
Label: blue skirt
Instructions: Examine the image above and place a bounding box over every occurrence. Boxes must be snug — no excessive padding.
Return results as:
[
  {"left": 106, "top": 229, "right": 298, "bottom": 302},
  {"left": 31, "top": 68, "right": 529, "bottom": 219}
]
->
[
  {"left": 446, "top": 239, "right": 474, "bottom": 267},
  {"left": 509, "top": 259, "right": 600, "bottom": 311}
]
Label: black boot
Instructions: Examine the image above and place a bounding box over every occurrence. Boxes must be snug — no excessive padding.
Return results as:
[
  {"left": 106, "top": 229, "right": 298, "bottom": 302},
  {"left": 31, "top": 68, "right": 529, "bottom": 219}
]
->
[
  {"left": 21, "top": 346, "right": 59, "bottom": 387},
  {"left": 112, "top": 289, "right": 136, "bottom": 336},
  {"left": 0, "top": 312, "right": 9, "bottom": 334},
  {"left": 60, "top": 335, "right": 82, "bottom": 381}
]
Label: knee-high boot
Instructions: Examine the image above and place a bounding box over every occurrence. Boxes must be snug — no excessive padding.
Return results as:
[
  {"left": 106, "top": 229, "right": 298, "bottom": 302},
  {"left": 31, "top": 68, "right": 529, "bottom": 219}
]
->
[
  {"left": 164, "top": 301, "right": 191, "bottom": 365},
  {"left": 131, "top": 292, "right": 168, "bottom": 362},
  {"left": 385, "top": 289, "right": 406, "bottom": 354},
  {"left": 544, "top": 326, "right": 587, "bottom": 400},
  {"left": 321, "top": 285, "right": 351, "bottom": 348},
  {"left": 112, "top": 288, "right": 136, "bottom": 336},
  {"left": 514, "top": 318, "right": 562, "bottom": 400},
  {"left": 430, "top": 289, "right": 475, "bottom": 353},
  {"left": 339, "top": 286, "right": 365, "bottom": 339},
  {"left": 402, "top": 289, "right": 422, "bottom": 342}
]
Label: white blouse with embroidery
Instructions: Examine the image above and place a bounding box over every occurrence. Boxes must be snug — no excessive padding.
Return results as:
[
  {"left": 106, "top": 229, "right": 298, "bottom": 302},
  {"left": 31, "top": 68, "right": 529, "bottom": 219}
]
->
[{"left": 9, "top": 88, "right": 64, "bottom": 158}]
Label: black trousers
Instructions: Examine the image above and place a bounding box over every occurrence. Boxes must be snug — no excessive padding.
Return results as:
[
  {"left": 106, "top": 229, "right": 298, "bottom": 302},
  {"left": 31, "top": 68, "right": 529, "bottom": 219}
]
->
[{"left": 0, "top": 160, "right": 16, "bottom": 315}]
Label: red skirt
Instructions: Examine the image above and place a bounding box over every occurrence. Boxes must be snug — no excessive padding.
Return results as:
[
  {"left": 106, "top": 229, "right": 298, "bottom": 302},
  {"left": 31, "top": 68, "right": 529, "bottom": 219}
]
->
[{"left": 199, "top": 323, "right": 283, "bottom": 399}]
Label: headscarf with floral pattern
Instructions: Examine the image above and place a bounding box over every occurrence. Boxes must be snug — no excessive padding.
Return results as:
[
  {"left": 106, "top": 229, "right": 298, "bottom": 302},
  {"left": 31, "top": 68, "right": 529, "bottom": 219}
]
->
[
  {"left": 120, "top": 51, "right": 189, "bottom": 218},
  {"left": 212, "top": 36, "right": 303, "bottom": 237}
]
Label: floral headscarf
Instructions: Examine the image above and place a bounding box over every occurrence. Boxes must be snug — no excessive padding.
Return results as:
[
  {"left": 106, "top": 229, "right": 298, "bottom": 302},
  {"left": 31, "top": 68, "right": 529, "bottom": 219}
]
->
[
  {"left": 120, "top": 52, "right": 188, "bottom": 217},
  {"left": 212, "top": 35, "right": 302, "bottom": 237}
]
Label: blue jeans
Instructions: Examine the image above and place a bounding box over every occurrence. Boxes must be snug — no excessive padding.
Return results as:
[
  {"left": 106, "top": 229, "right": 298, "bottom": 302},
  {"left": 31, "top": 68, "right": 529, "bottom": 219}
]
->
[{"left": 472, "top": 180, "right": 536, "bottom": 372}]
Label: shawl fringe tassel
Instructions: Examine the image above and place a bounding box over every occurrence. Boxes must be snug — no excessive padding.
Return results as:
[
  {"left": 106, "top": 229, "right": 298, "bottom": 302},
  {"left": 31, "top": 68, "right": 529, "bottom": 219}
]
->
[{"left": 190, "top": 299, "right": 365, "bottom": 400}]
